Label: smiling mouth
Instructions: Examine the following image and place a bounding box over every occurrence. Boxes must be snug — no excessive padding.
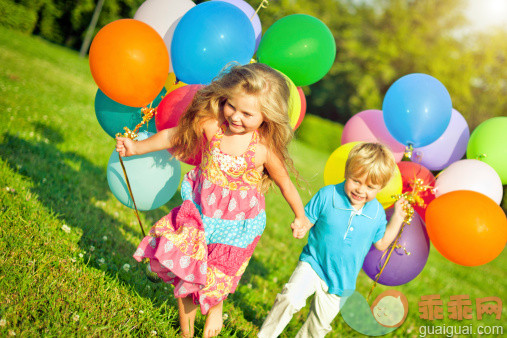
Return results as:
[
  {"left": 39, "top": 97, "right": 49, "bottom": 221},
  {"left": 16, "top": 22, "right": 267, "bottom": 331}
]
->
[{"left": 351, "top": 192, "right": 365, "bottom": 201}]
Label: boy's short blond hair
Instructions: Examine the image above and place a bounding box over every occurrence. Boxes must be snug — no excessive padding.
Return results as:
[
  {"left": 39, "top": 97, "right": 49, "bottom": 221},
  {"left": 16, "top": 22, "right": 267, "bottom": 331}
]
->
[{"left": 344, "top": 143, "right": 397, "bottom": 188}]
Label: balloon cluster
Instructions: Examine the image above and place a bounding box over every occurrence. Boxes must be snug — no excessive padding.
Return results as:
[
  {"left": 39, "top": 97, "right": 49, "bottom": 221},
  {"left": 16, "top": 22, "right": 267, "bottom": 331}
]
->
[
  {"left": 324, "top": 73, "right": 506, "bottom": 289},
  {"left": 88, "top": 1, "right": 336, "bottom": 213}
]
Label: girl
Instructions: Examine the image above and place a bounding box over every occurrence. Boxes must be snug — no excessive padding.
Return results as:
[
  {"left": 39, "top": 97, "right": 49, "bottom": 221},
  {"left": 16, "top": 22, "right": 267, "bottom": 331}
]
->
[{"left": 116, "top": 63, "right": 308, "bottom": 338}]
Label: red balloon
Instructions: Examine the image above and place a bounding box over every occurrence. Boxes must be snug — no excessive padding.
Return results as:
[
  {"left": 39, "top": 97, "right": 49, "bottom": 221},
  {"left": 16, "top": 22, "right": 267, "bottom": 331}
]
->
[
  {"left": 397, "top": 161, "right": 435, "bottom": 221},
  {"left": 294, "top": 87, "right": 306, "bottom": 130},
  {"left": 156, "top": 85, "right": 203, "bottom": 131},
  {"left": 156, "top": 85, "right": 203, "bottom": 166}
]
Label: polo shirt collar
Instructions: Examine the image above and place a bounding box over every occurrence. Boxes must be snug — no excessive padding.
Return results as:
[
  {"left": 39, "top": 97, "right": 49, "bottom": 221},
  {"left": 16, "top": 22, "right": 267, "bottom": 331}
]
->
[{"left": 332, "top": 182, "right": 379, "bottom": 219}]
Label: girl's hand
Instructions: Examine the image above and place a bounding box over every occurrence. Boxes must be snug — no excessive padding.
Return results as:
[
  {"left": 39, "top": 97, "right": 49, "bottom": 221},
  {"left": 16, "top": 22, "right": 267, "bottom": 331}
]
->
[
  {"left": 291, "top": 217, "right": 312, "bottom": 239},
  {"left": 115, "top": 137, "right": 137, "bottom": 157},
  {"left": 392, "top": 197, "right": 408, "bottom": 221}
]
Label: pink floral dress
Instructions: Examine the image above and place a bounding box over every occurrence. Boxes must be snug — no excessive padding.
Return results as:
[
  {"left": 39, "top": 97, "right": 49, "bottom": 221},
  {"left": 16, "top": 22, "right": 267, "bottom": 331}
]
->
[{"left": 133, "top": 122, "right": 266, "bottom": 314}]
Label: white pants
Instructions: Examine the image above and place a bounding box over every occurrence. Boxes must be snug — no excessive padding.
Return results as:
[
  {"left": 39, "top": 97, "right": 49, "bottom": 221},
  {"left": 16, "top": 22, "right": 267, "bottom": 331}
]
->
[{"left": 258, "top": 261, "right": 345, "bottom": 338}]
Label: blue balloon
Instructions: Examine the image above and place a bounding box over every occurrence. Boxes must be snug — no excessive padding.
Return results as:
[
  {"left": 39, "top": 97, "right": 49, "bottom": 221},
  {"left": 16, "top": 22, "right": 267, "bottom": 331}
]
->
[
  {"left": 107, "top": 132, "right": 181, "bottom": 211},
  {"left": 171, "top": 1, "right": 255, "bottom": 84},
  {"left": 382, "top": 73, "right": 452, "bottom": 148},
  {"left": 95, "top": 88, "right": 166, "bottom": 138}
]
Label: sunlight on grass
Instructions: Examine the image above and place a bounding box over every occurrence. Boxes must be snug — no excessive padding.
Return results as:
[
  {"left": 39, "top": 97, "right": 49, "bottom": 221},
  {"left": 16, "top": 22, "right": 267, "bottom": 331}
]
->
[{"left": 0, "top": 26, "right": 505, "bottom": 337}]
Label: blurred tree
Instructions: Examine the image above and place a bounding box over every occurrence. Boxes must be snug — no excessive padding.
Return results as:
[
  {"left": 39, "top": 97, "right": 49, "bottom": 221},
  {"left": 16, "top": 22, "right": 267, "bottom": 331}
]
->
[{"left": 3, "top": 0, "right": 503, "bottom": 126}]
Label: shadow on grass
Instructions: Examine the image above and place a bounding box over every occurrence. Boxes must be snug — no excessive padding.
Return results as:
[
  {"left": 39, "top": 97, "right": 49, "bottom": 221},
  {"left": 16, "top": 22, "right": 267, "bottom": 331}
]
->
[
  {"left": 0, "top": 130, "right": 180, "bottom": 310},
  {"left": 0, "top": 126, "right": 268, "bottom": 337}
]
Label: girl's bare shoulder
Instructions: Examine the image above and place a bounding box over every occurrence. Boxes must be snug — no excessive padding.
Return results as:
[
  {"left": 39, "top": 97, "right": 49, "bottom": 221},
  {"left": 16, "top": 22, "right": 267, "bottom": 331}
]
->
[{"left": 202, "top": 115, "right": 224, "bottom": 141}]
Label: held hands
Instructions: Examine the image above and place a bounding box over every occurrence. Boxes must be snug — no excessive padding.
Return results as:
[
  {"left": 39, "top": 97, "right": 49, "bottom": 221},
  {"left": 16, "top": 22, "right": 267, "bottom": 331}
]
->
[
  {"left": 291, "top": 217, "right": 312, "bottom": 239},
  {"left": 115, "top": 137, "right": 137, "bottom": 157}
]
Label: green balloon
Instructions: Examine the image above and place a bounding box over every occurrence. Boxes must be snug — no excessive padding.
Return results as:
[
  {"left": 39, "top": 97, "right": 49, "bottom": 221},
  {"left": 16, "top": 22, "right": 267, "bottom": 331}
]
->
[
  {"left": 466, "top": 117, "right": 507, "bottom": 184},
  {"left": 257, "top": 14, "right": 336, "bottom": 86}
]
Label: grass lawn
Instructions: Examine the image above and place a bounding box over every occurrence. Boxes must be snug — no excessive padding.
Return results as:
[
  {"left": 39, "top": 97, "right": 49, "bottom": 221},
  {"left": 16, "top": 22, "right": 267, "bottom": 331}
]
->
[{"left": 0, "top": 26, "right": 505, "bottom": 337}]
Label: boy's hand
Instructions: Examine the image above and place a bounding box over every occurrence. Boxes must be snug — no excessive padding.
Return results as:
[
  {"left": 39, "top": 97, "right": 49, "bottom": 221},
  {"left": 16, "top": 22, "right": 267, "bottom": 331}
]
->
[
  {"left": 291, "top": 217, "right": 312, "bottom": 239},
  {"left": 116, "top": 137, "right": 136, "bottom": 157},
  {"left": 392, "top": 197, "right": 408, "bottom": 221}
]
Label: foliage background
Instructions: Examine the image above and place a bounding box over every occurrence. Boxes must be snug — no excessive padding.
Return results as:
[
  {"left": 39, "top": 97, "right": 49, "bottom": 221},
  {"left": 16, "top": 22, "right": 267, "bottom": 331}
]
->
[{"left": 2, "top": 0, "right": 506, "bottom": 127}]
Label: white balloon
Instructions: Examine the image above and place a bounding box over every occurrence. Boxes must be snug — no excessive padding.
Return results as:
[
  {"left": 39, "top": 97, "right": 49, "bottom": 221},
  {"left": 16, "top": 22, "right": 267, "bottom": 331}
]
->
[
  {"left": 134, "top": 0, "right": 195, "bottom": 72},
  {"left": 435, "top": 159, "right": 503, "bottom": 204}
]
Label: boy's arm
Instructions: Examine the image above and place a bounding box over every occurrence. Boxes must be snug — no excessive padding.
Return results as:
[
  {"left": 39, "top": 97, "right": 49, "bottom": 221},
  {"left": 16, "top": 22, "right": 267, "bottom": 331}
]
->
[{"left": 374, "top": 198, "right": 408, "bottom": 251}]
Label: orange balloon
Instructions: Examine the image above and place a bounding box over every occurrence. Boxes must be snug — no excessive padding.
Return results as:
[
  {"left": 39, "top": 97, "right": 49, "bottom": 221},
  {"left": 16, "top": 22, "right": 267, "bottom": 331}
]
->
[
  {"left": 89, "top": 19, "right": 169, "bottom": 107},
  {"left": 426, "top": 190, "right": 507, "bottom": 266}
]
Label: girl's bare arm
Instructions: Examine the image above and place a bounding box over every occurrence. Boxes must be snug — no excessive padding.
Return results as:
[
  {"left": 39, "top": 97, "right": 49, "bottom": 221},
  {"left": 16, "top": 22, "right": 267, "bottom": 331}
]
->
[
  {"left": 264, "top": 147, "right": 307, "bottom": 222},
  {"left": 116, "top": 128, "right": 175, "bottom": 157}
]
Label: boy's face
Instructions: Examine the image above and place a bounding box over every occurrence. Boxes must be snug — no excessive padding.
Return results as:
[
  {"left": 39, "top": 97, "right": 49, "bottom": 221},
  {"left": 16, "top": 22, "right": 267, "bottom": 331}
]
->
[{"left": 344, "top": 173, "right": 382, "bottom": 209}]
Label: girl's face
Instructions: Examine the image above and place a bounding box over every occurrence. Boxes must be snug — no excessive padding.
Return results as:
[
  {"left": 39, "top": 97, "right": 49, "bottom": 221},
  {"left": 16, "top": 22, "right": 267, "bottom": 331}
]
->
[{"left": 223, "top": 92, "right": 264, "bottom": 134}]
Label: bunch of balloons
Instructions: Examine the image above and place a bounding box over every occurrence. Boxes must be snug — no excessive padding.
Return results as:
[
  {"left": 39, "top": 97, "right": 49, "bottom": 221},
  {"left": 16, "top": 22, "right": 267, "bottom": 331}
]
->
[
  {"left": 88, "top": 0, "right": 336, "bottom": 211},
  {"left": 324, "top": 72, "right": 506, "bottom": 287}
]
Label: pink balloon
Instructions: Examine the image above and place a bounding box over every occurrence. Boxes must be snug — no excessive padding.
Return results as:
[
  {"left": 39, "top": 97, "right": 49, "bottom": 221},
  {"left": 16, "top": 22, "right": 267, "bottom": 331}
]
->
[
  {"left": 413, "top": 108, "right": 469, "bottom": 171},
  {"left": 435, "top": 159, "right": 503, "bottom": 204},
  {"left": 341, "top": 109, "right": 406, "bottom": 162},
  {"left": 155, "top": 84, "right": 203, "bottom": 166}
]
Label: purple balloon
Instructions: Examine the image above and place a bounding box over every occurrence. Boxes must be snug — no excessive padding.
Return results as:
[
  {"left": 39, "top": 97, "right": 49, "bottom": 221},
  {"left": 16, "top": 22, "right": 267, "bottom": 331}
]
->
[
  {"left": 213, "top": 0, "right": 262, "bottom": 51},
  {"left": 341, "top": 109, "right": 406, "bottom": 162},
  {"left": 412, "top": 108, "right": 470, "bottom": 171},
  {"left": 362, "top": 209, "right": 429, "bottom": 286}
]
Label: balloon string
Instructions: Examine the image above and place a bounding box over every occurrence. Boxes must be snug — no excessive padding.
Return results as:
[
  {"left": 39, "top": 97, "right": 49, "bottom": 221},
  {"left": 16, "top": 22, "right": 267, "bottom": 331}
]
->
[
  {"left": 118, "top": 153, "right": 146, "bottom": 238},
  {"left": 366, "top": 195, "right": 416, "bottom": 302},
  {"left": 366, "top": 222, "right": 406, "bottom": 302},
  {"left": 252, "top": 0, "right": 269, "bottom": 20}
]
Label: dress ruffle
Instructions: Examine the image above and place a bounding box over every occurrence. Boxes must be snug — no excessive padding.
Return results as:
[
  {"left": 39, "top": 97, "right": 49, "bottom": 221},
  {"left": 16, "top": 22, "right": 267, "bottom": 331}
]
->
[
  {"left": 133, "top": 200, "right": 262, "bottom": 314},
  {"left": 133, "top": 122, "right": 266, "bottom": 314}
]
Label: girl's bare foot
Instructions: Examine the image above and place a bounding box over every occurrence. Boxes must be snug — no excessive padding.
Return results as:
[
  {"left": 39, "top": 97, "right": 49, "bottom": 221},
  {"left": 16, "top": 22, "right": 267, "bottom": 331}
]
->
[
  {"left": 203, "top": 301, "right": 223, "bottom": 338},
  {"left": 178, "top": 296, "right": 198, "bottom": 337}
]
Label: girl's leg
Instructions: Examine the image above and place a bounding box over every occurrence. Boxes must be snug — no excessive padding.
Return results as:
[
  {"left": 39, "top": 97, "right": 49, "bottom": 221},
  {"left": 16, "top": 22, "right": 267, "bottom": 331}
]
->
[
  {"left": 178, "top": 296, "right": 199, "bottom": 338},
  {"left": 203, "top": 300, "right": 223, "bottom": 338}
]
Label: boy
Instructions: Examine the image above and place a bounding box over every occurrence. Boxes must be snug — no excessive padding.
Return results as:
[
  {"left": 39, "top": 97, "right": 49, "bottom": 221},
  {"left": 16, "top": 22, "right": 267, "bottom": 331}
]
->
[{"left": 258, "top": 143, "right": 407, "bottom": 338}]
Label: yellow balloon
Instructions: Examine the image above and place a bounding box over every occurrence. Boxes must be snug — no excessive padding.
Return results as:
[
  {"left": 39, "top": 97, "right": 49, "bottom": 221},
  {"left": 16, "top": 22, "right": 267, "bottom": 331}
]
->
[
  {"left": 277, "top": 71, "right": 301, "bottom": 128},
  {"left": 323, "top": 142, "right": 360, "bottom": 185},
  {"left": 323, "top": 142, "right": 402, "bottom": 209},
  {"left": 376, "top": 165, "right": 402, "bottom": 209},
  {"left": 165, "top": 72, "right": 187, "bottom": 94}
]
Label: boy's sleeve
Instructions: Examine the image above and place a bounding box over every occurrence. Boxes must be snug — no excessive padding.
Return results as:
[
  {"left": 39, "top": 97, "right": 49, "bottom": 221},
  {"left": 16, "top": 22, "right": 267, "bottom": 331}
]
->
[
  {"left": 304, "top": 188, "right": 324, "bottom": 224},
  {"left": 373, "top": 205, "right": 388, "bottom": 243}
]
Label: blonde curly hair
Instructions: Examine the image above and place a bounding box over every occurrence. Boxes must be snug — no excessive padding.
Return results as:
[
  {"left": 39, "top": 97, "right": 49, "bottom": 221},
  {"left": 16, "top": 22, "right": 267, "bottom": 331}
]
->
[{"left": 170, "top": 63, "right": 297, "bottom": 192}]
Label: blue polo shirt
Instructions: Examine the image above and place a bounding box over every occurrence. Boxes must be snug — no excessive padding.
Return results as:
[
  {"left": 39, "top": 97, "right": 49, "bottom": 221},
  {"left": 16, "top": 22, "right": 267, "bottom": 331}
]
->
[{"left": 299, "top": 182, "right": 387, "bottom": 295}]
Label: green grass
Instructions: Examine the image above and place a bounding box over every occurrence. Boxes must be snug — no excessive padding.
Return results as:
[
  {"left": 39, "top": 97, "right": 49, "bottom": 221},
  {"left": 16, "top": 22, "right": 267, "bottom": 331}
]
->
[{"left": 0, "top": 26, "right": 505, "bottom": 337}]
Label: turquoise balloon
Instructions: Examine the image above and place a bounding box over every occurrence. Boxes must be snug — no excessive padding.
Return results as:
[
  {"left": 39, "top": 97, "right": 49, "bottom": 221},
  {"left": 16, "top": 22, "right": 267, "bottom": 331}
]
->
[
  {"left": 382, "top": 73, "right": 452, "bottom": 148},
  {"left": 95, "top": 88, "right": 166, "bottom": 138},
  {"left": 107, "top": 132, "right": 181, "bottom": 211}
]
